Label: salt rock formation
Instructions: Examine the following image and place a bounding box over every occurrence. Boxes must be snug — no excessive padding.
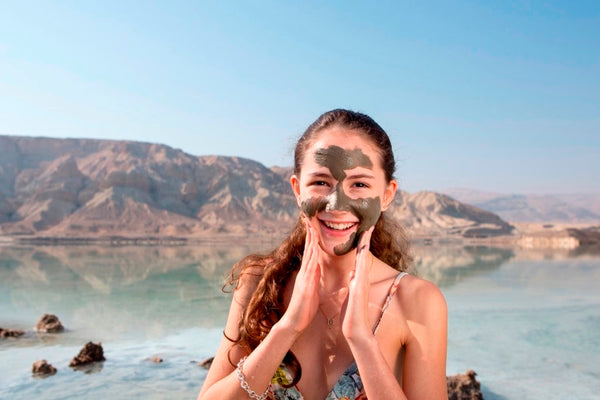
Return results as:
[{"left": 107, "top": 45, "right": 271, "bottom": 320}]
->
[
  {"left": 69, "top": 342, "right": 105, "bottom": 367},
  {"left": 446, "top": 369, "right": 483, "bottom": 400},
  {"left": 32, "top": 359, "right": 57, "bottom": 376},
  {"left": 35, "top": 314, "right": 64, "bottom": 333},
  {"left": 0, "top": 327, "right": 25, "bottom": 338}
]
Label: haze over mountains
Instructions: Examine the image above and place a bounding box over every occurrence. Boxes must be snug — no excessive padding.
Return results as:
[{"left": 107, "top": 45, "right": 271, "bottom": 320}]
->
[
  {"left": 445, "top": 188, "right": 600, "bottom": 223},
  {"left": 0, "top": 135, "right": 595, "bottom": 241}
]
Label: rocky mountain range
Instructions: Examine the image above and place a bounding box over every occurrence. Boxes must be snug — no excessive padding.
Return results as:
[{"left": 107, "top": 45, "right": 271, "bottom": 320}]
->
[
  {"left": 1, "top": 135, "right": 515, "bottom": 241},
  {"left": 445, "top": 188, "right": 600, "bottom": 223}
]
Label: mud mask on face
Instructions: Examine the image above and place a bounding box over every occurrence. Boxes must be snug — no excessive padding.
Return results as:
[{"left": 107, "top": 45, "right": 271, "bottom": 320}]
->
[{"left": 301, "top": 145, "right": 381, "bottom": 255}]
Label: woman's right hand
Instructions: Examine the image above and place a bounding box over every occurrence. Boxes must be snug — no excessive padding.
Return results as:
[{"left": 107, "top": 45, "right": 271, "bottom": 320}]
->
[{"left": 278, "top": 217, "right": 321, "bottom": 334}]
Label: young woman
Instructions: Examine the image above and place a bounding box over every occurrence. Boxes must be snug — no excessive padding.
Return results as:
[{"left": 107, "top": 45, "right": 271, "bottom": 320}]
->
[{"left": 198, "top": 109, "right": 448, "bottom": 400}]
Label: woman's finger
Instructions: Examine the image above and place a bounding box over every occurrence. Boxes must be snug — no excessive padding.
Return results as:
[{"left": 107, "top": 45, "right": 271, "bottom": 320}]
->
[
  {"left": 357, "top": 226, "right": 374, "bottom": 255},
  {"left": 299, "top": 218, "right": 313, "bottom": 276},
  {"left": 342, "top": 227, "right": 376, "bottom": 339},
  {"left": 304, "top": 223, "right": 320, "bottom": 284},
  {"left": 280, "top": 217, "right": 321, "bottom": 332},
  {"left": 355, "top": 226, "right": 375, "bottom": 277}
]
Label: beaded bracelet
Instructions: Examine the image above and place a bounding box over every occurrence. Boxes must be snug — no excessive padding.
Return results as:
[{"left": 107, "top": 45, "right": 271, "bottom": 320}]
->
[{"left": 236, "top": 356, "right": 270, "bottom": 400}]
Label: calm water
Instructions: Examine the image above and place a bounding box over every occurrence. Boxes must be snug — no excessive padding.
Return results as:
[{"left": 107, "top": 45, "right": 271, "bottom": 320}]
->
[{"left": 0, "top": 244, "right": 599, "bottom": 399}]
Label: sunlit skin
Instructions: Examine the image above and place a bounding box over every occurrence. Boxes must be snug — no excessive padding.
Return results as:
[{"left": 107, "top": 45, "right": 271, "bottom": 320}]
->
[{"left": 198, "top": 126, "right": 448, "bottom": 400}]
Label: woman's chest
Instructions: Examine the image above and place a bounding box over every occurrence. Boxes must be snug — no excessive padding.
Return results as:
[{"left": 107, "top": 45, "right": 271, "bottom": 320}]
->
[{"left": 287, "top": 316, "right": 403, "bottom": 398}]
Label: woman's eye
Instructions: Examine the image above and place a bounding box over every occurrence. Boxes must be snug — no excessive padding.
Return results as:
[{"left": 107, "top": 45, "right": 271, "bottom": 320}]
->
[
  {"left": 310, "top": 181, "right": 329, "bottom": 186},
  {"left": 353, "top": 182, "right": 368, "bottom": 188}
]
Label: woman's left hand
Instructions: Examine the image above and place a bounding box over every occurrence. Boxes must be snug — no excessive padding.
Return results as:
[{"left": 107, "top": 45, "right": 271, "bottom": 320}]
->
[{"left": 342, "top": 226, "right": 375, "bottom": 342}]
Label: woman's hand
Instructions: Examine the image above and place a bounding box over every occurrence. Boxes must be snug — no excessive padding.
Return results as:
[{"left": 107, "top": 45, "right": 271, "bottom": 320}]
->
[
  {"left": 278, "top": 217, "right": 321, "bottom": 334},
  {"left": 342, "top": 227, "right": 375, "bottom": 342}
]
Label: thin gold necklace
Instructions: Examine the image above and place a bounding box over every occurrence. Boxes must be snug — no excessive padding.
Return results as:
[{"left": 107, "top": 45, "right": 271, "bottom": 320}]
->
[
  {"left": 318, "top": 305, "right": 339, "bottom": 329},
  {"left": 318, "top": 254, "right": 374, "bottom": 329}
]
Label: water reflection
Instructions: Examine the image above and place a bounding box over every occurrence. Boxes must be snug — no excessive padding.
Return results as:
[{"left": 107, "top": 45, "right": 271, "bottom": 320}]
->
[
  {"left": 412, "top": 245, "right": 514, "bottom": 287},
  {"left": 2, "top": 244, "right": 598, "bottom": 399},
  {"left": 0, "top": 245, "right": 256, "bottom": 289},
  {"left": 1, "top": 243, "right": 598, "bottom": 340},
  {"left": 0, "top": 244, "right": 266, "bottom": 340}
]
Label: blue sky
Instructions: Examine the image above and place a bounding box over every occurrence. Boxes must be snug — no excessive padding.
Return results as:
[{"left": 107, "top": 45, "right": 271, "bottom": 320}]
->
[{"left": 1, "top": 1, "right": 598, "bottom": 194}]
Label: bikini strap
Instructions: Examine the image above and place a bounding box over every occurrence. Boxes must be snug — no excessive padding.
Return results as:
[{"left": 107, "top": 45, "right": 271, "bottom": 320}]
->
[{"left": 373, "top": 271, "right": 408, "bottom": 334}]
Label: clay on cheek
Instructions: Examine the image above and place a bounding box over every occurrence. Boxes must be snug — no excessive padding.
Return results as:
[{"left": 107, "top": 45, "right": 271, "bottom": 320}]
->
[
  {"left": 301, "top": 197, "right": 328, "bottom": 217},
  {"left": 333, "top": 195, "right": 381, "bottom": 256},
  {"left": 354, "top": 197, "right": 381, "bottom": 233}
]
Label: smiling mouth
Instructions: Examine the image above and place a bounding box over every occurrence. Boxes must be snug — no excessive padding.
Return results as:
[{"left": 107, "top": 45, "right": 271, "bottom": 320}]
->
[{"left": 319, "top": 219, "right": 358, "bottom": 231}]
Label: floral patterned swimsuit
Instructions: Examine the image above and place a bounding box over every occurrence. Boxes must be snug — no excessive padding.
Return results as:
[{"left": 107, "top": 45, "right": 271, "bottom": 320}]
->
[{"left": 270, "top": 272, "right": 408, "bottom": 400}]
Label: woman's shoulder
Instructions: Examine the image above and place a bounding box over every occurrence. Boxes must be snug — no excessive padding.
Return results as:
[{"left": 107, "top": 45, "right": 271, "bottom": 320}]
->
[
  {"left": 399, "top": 273, "right": 444, "bottom": 298},
  {"left": 395, "top": 273, "right": 447, "bottom": 324},
  {"left": 374, "top": 262, "right": 445, "bottom": 310}
]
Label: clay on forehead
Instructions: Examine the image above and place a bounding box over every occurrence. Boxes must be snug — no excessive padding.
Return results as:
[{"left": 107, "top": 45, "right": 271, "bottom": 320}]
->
[{"left": 313, "top": 145, "right": 373, "bottom": 181}]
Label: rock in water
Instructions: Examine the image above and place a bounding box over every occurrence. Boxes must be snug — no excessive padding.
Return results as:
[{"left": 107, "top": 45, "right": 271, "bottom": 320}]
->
[
  {"left": 447, "top": 370, "right": 483, "bottom": 400},
  {"left": 69, "top": 342, "right": 105, "bottom": 367},
  {"left": 0, "top": 328, "right": 25, "bottom": 338},
  {"left": 197, "top": 357, "right": 214, "bottom": 369},
  {"left": 32, "top": 360, "right": 57, "bottom": 376},
  {"left": 35, "top": 314, "right": 64, "bottom": 333}
]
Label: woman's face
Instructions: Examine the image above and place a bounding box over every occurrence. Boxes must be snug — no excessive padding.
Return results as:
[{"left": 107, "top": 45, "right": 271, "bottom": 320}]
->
[{"left": 291, "top": 127, "right": 397, "bottom": 256}]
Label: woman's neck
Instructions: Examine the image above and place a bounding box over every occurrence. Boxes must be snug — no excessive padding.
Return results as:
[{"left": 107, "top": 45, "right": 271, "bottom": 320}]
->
[{"left": 318, "top": 249, "right": 358, "bottom": 293}]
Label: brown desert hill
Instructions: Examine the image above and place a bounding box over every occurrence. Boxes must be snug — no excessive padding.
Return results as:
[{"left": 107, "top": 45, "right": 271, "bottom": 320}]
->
[
  {"left": 390, "top": 191, "right": 513, "bottom": 238},
  {"left": 0, "top": 135, "right": 513, "bottom": 241},
  {"left": 0, "top": 136, "right": 298, "bottom": 238}
]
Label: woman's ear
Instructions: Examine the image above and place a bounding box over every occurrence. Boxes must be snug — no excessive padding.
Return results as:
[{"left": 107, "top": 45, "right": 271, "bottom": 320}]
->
[
  {"left": 381, "top": 179, "right": 398, "bottom": 211},
  {"left": 290, "top": 174, "right": 302, "bottom": 207}
]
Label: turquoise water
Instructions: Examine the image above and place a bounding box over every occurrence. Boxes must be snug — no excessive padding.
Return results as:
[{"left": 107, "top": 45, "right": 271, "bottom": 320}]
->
[{"left": 0, "top": 244, "right": 599, "bottom": 399}]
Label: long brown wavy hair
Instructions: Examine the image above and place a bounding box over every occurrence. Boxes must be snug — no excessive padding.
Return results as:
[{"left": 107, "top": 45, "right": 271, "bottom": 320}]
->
[{"left": 224, "top": 109, "right": 412, "bottom": 386}]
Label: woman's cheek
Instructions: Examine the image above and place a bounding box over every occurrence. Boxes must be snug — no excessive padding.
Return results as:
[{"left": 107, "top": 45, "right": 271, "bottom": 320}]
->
[
  {"left": 355, "top": 197, "right": 381, "bottom": 233},
  {"left": 301, "top": 196, "right": 328, "bottom": 217}
]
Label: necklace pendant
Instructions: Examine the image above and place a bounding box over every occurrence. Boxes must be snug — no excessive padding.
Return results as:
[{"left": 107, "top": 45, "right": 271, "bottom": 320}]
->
[{"left": 328, "top": 318, "right": 334, "bottom": 328}]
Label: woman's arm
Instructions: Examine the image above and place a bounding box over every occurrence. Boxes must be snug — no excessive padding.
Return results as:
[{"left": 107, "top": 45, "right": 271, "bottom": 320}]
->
[
  {"left": 343, "top": 228, "right": 407, "bottom": 399},
  {"left": 343, "top": 229, "right": 448, "bottom": 399},
  {"left": 198, "top": 221, "right": 322, "bottom": 400},
  {"left": 347, "top": 280, "right": 447, "bottom": 400},
  {"left": 197, "top": 268, "right": 289, "bottom": 400},
  {"left": 401, "top": 279, "right": 448, "bottom": 399},
  {"left": 198, "top": 313, "right": 301, "bottom": 400}
]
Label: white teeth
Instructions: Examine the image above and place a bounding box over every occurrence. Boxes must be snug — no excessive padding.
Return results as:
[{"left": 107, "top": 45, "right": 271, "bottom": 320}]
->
[{"left": 323, "top": 221, "right": 355, "bottom": 230}]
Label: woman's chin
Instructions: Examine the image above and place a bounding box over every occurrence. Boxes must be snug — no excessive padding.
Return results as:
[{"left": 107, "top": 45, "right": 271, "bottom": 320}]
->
[
  {"left": 312, "top": 222, "right": 359, "bottom": 256},
  {"left": 317, "top": 237, "right": 357, "bottom": 257}
]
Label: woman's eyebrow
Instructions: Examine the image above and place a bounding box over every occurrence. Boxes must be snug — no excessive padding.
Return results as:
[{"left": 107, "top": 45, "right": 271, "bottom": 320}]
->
[
  {"left": 307, "top": 172, "right": 332, "bottom": 179},
  {"left": 346, "top": 172, "right": 375, "bottom": 180}
]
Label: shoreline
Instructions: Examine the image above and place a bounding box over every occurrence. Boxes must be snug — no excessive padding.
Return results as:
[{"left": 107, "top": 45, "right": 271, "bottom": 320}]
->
[{"left": 2, "top": 222, "right": 598, "bottom": 251}]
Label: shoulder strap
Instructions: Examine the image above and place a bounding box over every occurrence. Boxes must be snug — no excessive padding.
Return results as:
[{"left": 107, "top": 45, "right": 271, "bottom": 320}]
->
[{"left": 372, "top": 272, "right": 408, "bottom": 334}]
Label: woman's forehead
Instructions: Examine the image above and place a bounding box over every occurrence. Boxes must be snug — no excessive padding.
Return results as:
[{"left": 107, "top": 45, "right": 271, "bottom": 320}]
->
[
  {"left": 307, "top": 129, "right": 379, "bottom": 160},
  {"left": 310, "top": 127, "right": 375, "bottom": 147}
]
